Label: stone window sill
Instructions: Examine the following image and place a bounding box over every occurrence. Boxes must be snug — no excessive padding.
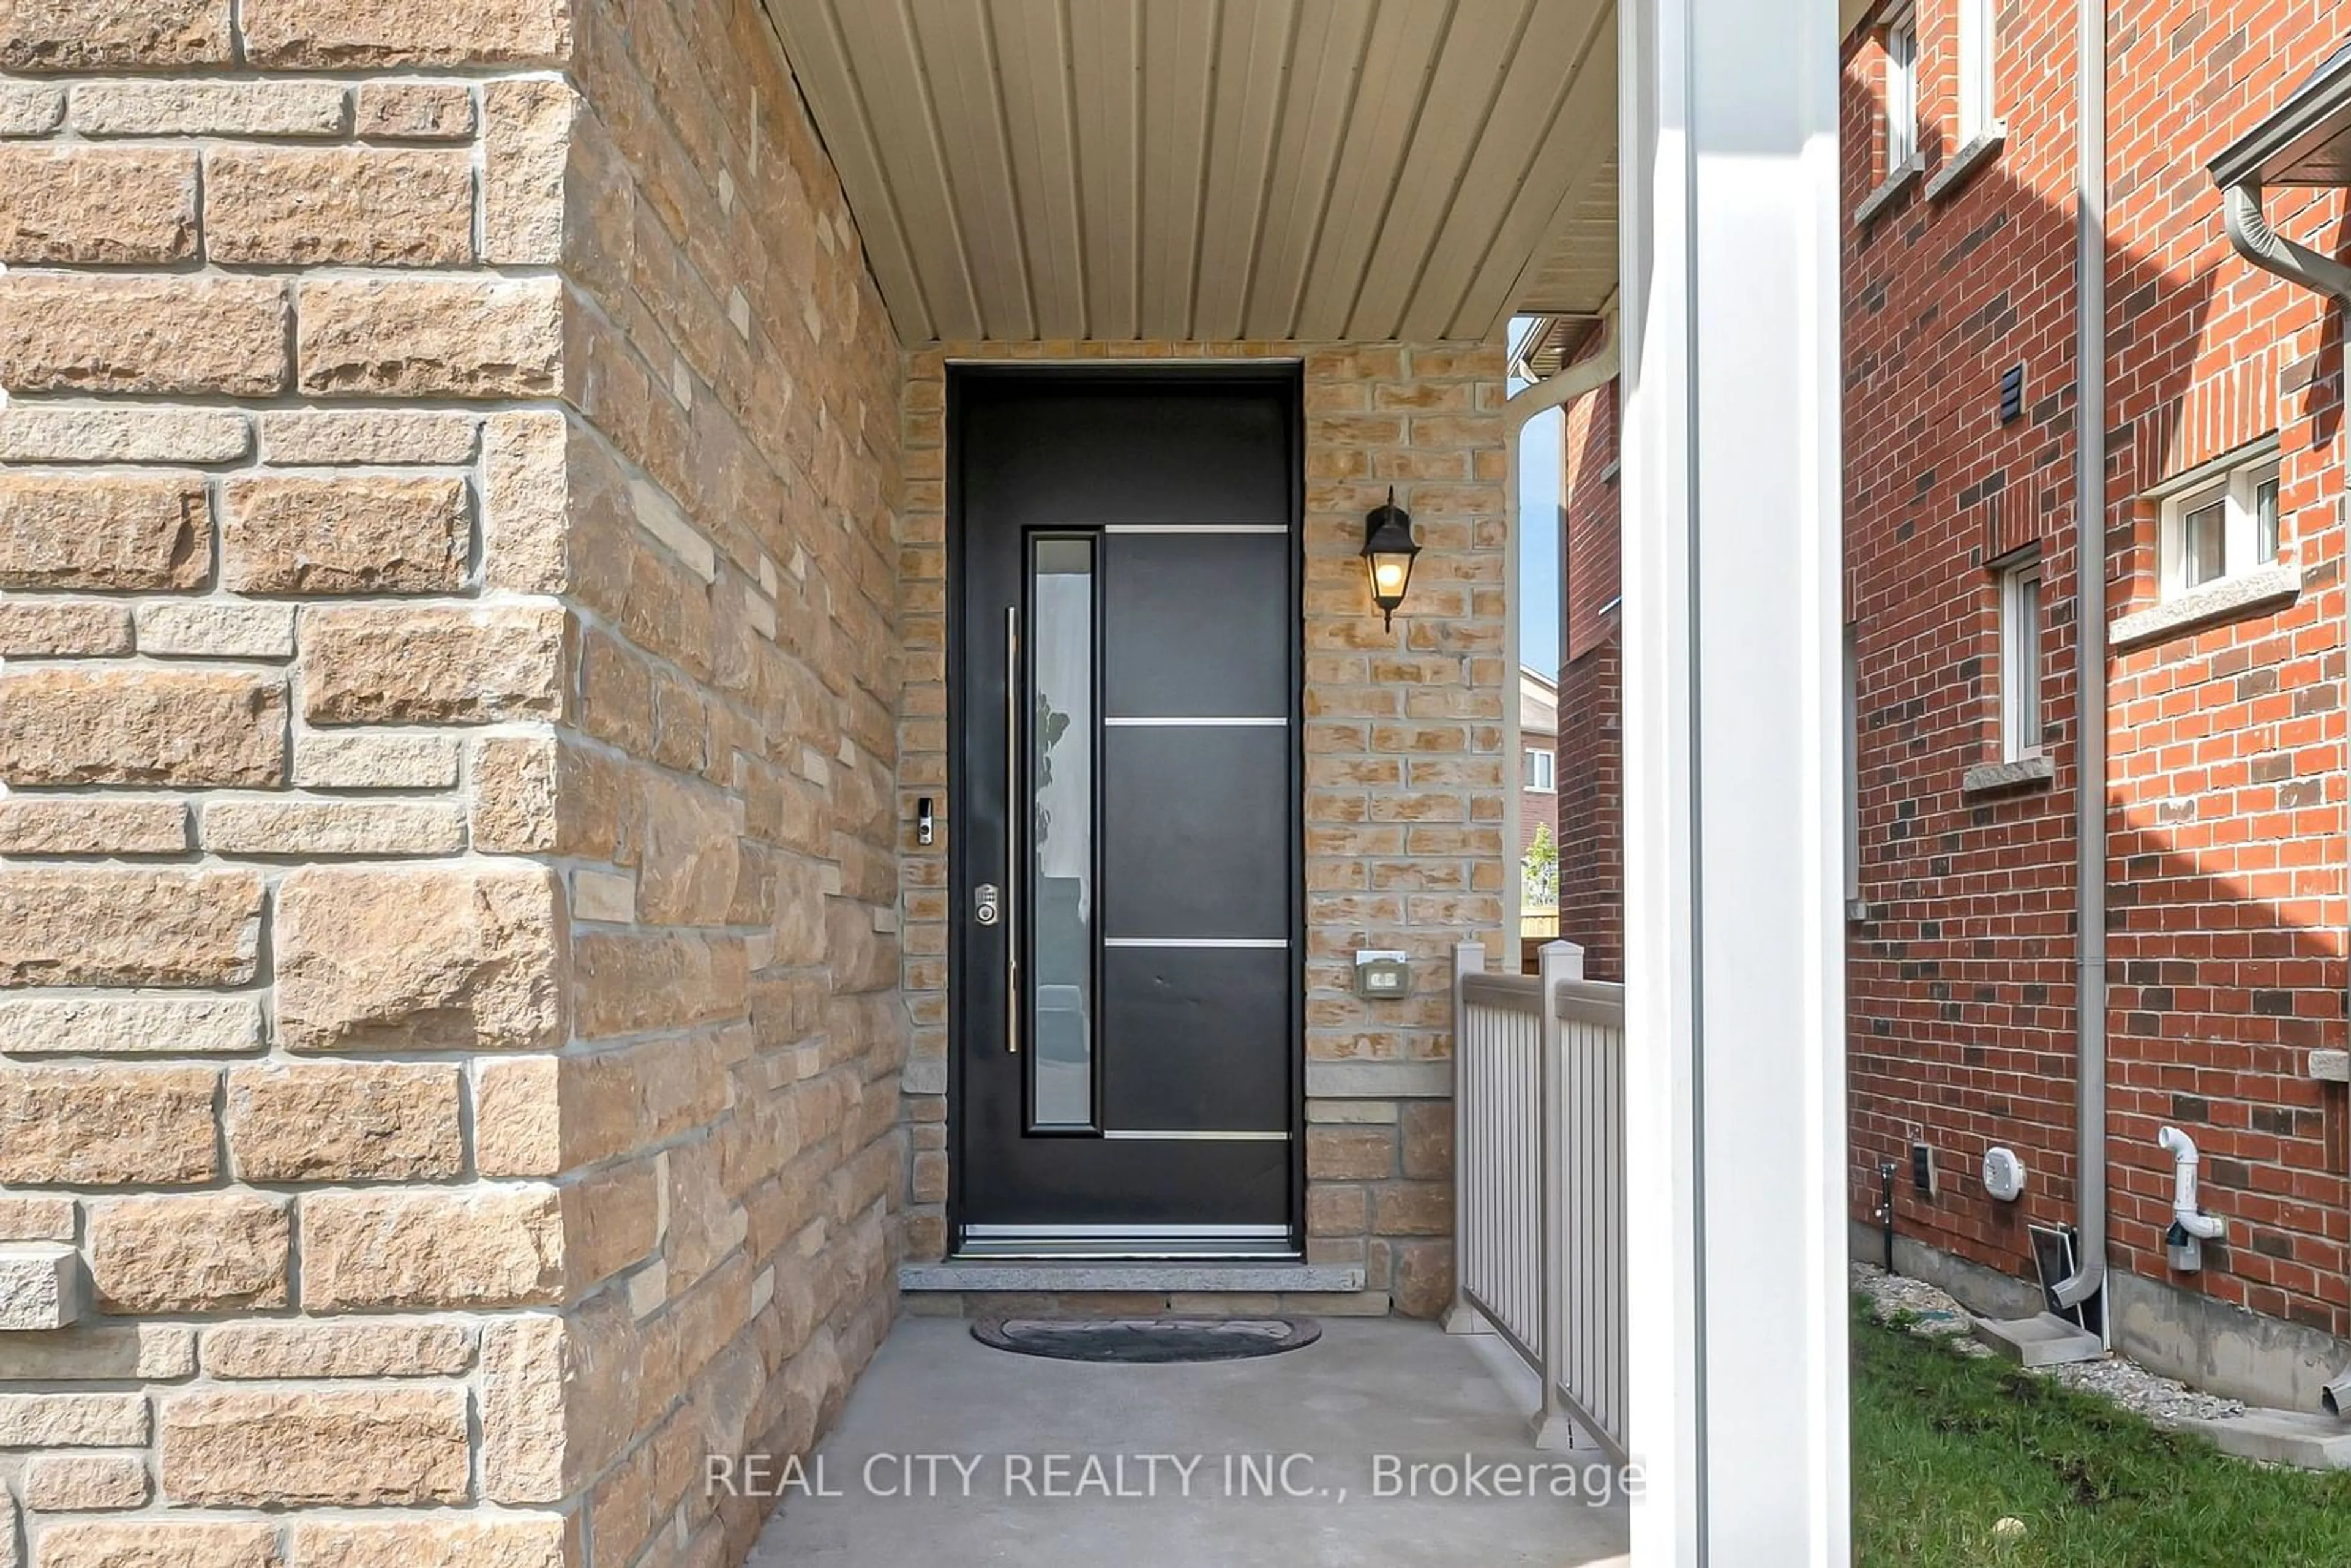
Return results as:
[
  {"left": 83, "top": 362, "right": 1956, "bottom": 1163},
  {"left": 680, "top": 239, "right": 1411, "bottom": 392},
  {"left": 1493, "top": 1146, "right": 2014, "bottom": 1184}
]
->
[
  {"left": 1961, "top": 753, "right": 2055, "bottom": 796},
  {"left": 1855, "top": 156, "right": 1924, "bottom": 228},
  {"left": 2310, "top": 1049, "right": 2348, "bottom": 1084},
  {"left": 2110, "top": 564, "right": 2301, "bottom": 653},
  {"left": 1924, "top": 129, "right": 2006, "bottom": 201}
]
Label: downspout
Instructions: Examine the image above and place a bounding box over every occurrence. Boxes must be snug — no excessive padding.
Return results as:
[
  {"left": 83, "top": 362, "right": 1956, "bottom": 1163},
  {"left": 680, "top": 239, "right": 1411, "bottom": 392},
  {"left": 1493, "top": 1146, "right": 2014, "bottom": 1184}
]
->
[
  {"left": 2216, "top": 180, "right": 2351, "bottom": 1415},
  {"left": 1507, "top": 307, "right": 1621, "bottom": 431},
  {"left": 2049, "top": 0, "right": 2107, "bottom": 1327}
]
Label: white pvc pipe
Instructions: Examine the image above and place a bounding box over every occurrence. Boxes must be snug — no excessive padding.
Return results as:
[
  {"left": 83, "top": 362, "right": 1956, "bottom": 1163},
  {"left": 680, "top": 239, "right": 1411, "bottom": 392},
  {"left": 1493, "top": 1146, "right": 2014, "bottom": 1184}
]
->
[{"left": 2157, "top": 1126, "right": 2227, "bottom": 1240}]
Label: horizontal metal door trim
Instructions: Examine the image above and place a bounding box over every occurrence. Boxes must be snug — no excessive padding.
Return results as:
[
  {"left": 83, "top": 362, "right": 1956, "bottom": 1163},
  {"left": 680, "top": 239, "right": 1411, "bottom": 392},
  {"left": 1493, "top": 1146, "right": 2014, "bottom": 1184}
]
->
[
  {"left": 1100, "top": 523, "right": 1291, "bottom": 534},
  {"left": 1100, "top": 1130, "right": 1294, "bottom": 1142},
  {"left": 963, "top": 1222, "right": 1295, "bottom": 1239},
  {"left": 1104, "top": 715, "right": 1289, "bottom": 727},
  {"left": 1102, "top": 936, "right": 1291, "bottom": 948}
]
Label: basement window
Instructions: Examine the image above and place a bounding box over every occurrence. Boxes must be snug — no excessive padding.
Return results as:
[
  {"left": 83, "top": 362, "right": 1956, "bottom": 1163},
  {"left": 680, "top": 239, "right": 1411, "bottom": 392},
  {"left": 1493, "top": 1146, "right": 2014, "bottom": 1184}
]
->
[
  {"left": 2160, "top": 452, "right": 2281, "bottom": 599},
  {"left": 1998, "top": 555, "right": 2042, "bottom": 762}
]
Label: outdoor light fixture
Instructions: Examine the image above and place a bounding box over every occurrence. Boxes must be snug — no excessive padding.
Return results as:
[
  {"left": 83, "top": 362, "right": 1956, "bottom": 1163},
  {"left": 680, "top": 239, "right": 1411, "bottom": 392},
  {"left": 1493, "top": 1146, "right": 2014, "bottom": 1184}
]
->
[{"left": 1360, "top": 488, "right": 1420, "bottom": 629}]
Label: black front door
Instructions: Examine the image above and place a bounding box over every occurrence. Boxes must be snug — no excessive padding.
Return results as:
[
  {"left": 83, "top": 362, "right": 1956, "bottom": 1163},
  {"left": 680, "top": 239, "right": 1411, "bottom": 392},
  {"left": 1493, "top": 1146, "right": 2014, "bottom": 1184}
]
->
[{"left": 950, "top": 368, "right": 1302, "bottom": 1257}]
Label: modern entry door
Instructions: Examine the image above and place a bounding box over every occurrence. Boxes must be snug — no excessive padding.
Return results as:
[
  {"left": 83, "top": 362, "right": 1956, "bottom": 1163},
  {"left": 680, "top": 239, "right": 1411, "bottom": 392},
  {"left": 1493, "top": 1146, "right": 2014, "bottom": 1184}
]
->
[{"left": 950, "top": 368, "right": 1302, "bottom": 1258}]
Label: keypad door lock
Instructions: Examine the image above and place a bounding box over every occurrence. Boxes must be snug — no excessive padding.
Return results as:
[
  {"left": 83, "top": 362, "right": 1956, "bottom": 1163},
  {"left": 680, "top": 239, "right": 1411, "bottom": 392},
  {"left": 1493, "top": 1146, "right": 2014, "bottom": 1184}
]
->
[{"left": 973, "top": 884, "right": 1002, "bottom": 926}]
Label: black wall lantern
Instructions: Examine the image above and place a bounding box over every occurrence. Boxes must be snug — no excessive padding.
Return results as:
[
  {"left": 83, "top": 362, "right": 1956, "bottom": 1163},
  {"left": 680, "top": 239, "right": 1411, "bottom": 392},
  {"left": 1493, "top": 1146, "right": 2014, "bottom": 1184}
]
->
[{"left": 1360, "top": 487, "right": 1421, "bottom": 630}]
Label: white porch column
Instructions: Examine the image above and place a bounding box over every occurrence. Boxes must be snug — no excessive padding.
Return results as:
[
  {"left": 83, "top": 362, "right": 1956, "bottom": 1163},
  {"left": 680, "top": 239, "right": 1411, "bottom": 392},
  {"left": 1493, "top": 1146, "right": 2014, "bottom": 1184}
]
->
[{"left": 1617, "top": 0, "right": 1848, "bottom": 1561}]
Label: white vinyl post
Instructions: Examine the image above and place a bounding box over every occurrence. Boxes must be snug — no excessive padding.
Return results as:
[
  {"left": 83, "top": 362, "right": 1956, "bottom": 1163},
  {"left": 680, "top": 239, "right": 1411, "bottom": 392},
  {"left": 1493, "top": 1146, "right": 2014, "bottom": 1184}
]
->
[
  {"left": 1531, "top": 937, "right": 1585, "bottom": 1450},
  {"left": 1618, "top": 0, "right": 1848, "bottom": 1559}
]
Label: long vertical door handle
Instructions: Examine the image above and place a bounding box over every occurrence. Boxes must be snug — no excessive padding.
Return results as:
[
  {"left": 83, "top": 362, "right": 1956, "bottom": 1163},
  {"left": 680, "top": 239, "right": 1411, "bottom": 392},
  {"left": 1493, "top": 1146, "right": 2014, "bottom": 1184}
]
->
[{"left": 1005, "top": 604, "right": 1020, "bottom": 1055}]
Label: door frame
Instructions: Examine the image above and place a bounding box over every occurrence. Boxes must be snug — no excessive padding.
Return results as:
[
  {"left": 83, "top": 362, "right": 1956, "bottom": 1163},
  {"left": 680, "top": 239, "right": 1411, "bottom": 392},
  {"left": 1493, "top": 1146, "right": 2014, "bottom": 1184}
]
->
[{"left": 942, "top": 361, "right": 1308, "bottom": 1258}]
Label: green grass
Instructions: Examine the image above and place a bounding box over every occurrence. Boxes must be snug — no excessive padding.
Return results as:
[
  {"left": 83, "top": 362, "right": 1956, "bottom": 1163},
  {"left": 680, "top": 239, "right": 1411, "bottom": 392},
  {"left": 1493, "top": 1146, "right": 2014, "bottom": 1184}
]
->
[{"left": 1851, "top": 1301, "right": 2351, "bottom": 1567}]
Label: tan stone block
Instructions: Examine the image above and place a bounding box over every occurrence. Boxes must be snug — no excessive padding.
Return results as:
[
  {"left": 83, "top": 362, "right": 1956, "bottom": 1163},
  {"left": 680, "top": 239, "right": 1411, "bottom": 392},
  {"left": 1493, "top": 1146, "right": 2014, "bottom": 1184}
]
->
[
  {"left": 0, "top": 1194, "right": 73, "bottom": 1241},
  {"left": 0, "top": 868, "right": 261, "bottom": 987},
  {"left": 260, "top": 408, "right": 477, "bottom": 466},
  {"left": 564, "top": 1160, "right": 660, "bottom": 1288},
  {"left": 276, "top": 862, "right": 564, "bottom": 1052},
  {"left": 0, "top": 0, "right": 231, "bottom": 70},
  {"left": 572, "top": 932, "right": 746, "bottom": 1040},
  {"left": 1385, "top": 1237, "right": 1453, "bottom": 1319},
  {"left": 299, "top": 1187, "right": 564, "bottom": 1310},
  {"left": 39, "top": 1523, "right": 280, "bottom": 1568},
  {"left": 0, "top": 667, "right": 284, "bottom": 787},
  {"left": 353, "top": 80, "right": 475, "bottom": 140},
  {"left": 23, "top": 1452, "right": 149, "bottom": 1512},
  {"left": 0, "top": 1243, "right": 77, "bottom": 1330},
  {"left": 0, "top": 144, "right": 195, "bottom": 264},
  {"left": 201, "top": 1319, "right": 471, "bottom": 1379},
  {"left": 1371, "top": 1182, "right": 1452, "bottom": 1236},
  {"left": 0, "top": 81, "right": 62, "bottom": 133},
  {"left": 635, "top": 777, "right": 741, "bottom": 926},
  {"left": 0, "top": 272, "right": 285, "bottom": 396},
  {"left": 206, "top": 145, "right": 471, "bottom": 266},
  {"left": 242, "top": 0, "right": 569, "bottom": 65},
  {"left": 0, "top": 599, "right": 130, "bottom": 656},
  {"left": 0, "top": 798, "right": 184, "bottom": 856},
  {"left": 1400, "top": 1100, "right": 1452, "bottom": 1179},
  {"left": 223, "top": 473, "right": 468, "bottom": 594},
  {"left": 570, "top": 868, "right": 634, "bottom": 924},
  {"left": 135, "top": 601, "right": 296, "bottom": 660},
  {"left": 0, "top": 470, "right": 208, "bottom": 590},
  {"left": 86, "top": 1193, "right": 287, "bottom": 1313},
  {"left": 227, "top": 1061, "right": 460, "bottom": 1181},
  {"left": 0, "top": 1392, "right": 147, "bottom": 1446},
  {"left": 1305, "top": 1125, "right": 1398, "bottom": 1180},
  {"left": 297, "top": 275, "right": 561, "bottom": 398},
  {"left": 291, "top": 1517, "right": 575, "bottom": 1568},
  {"left": 0, "top": 996, "right": 260, "bottom": 1056},
  {"left": 481, "top": 78, "right": 571, "bottom": 265},
  {"left": 477, "top": 1313, "right": 566, "bottom": 1503},
  {"left": 470, "top": 1055, "right": 561, "bottom": 1176},
  {"left": 0, "top": 1323, "right": 193, "bottom": 1381},
  {"left": 480, "top": 410, "right": 569, "bottom": 593},
  {"left": 302, "top": 602, "right": 569, "bottom": 725},
  {"left": 161, "top": 1386, "right": 468, "bottom": 1507},
  {"left": 468, "top": 732, "right": 560, "bottom": 852},
  {"left": 0, "top": 402, "right": 248, "bottom": 463},
  {"left": 70, "top": 78, "right": 346, "bottom": 136},
  {"left": 200, "top": 797, "right": 467, "bottom": 857},
  {"left": 291, "top": 730, "right": 461, "bottom": 790}
]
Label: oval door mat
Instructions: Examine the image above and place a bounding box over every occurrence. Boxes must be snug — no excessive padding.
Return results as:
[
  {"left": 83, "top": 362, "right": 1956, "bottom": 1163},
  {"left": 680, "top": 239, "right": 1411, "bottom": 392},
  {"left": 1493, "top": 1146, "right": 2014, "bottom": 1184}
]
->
[{"left": 971, "top": 1316, "right": 1321, "bottom": 1364}]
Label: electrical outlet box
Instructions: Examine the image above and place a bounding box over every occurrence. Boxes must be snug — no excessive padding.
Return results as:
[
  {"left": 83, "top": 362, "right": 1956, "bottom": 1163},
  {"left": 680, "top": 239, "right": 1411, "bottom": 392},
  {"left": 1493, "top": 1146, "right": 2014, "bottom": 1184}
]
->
[
  {"left": 1354, "top": 950, "right": 1412, "bottom": 1000},
  {"left": 1911, "top": 1141, "right": 1938, "bottom": 1198}
]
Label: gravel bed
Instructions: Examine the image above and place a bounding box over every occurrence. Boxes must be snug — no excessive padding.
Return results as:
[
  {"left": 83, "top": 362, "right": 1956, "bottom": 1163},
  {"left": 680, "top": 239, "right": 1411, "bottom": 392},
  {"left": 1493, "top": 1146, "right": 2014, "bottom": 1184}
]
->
[{"left": 1852, "top": 1262, "right": 2246, "bottom": 1425}]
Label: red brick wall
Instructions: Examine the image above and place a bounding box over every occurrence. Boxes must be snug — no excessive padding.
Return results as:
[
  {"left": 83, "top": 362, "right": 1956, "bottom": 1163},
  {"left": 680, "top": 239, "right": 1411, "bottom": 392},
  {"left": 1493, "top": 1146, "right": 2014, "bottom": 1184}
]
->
[
  {"left": 2101, "top": 1, "right": 2350, "bottom": 1334},
  {"left": 1554, "top": 367, "right": 1623, "bottom": 981},
  {"left": 1842, "top": 0, "right": 2351, "bottom": 1337}
]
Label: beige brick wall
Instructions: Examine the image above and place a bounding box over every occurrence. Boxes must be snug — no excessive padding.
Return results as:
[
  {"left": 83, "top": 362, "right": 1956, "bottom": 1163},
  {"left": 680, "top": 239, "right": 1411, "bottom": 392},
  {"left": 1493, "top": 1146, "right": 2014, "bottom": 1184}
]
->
[
  {"left": 0, "top": 1, "right": 901, "bottom": 1564},
  {"left": 898, "top": 342, "right": 1510, "bottom": 1318}
]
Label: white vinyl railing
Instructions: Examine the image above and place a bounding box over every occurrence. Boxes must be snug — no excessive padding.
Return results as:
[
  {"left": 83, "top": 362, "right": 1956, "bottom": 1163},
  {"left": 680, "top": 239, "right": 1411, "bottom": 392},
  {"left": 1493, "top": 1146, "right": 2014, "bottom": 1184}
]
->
[{"left": 1449, "top": 939, "right": 1627, "bottom": 1461}]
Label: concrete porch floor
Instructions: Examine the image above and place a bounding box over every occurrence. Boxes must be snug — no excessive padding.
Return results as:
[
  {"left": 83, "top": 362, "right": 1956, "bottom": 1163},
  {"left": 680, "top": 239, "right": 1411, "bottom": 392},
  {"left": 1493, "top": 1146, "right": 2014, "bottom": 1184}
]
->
[{"left": 748, "top": 1313, "right": 1633, "bottom": 1567}]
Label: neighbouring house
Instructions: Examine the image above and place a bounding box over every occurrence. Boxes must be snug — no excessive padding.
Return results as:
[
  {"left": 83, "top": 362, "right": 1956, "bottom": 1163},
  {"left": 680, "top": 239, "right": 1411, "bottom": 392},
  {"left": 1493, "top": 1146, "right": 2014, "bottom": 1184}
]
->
[
  {"left": 1550, "top": 0, "right": 2351, "bottom": 1412},
  {"left": 1518, "top": 665, "right": 1561, "bottom": 956},
  {"left": 0, "top": 0, "right": 1731, "bottom": 1563}
]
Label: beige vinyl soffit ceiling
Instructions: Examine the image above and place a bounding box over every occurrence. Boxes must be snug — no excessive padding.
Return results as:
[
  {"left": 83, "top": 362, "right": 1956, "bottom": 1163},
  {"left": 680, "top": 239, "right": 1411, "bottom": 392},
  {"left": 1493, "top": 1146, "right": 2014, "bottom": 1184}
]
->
[{"left": 763, "top": 0, "right": 1619, "bottom": 346}]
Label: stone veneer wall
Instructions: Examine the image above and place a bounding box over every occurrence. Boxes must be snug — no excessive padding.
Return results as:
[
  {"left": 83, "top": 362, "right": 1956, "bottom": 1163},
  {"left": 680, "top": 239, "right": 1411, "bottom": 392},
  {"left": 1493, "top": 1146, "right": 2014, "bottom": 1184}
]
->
[
  {"left": 0, "top": 3, "right": 902, "bottom": 1566},
  {"left": 898, "top": 343, "right": 1510, "bottom": 1318}
]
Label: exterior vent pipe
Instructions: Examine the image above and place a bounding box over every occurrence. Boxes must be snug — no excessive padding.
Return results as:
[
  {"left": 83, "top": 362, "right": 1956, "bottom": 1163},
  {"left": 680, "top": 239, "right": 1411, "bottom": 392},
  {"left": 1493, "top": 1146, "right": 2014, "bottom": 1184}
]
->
[{"left": 2047, "top": 0, "right": 2107, "bottom": 1327}]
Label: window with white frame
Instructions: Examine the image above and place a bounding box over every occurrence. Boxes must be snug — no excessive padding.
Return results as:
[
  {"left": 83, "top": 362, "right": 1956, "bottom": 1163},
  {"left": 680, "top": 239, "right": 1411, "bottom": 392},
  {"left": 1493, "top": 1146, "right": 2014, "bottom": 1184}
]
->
[
  {"left": 1523, "top": 746, "right": 1556, "bottom": 793},
  {"left": 1998, "top": 556, "right": 2042, "bottom": 762},
  {"left": 1957, "top": 0, "right": 1998, "bottom": 142},
  {"left": 1884, "top": 9, "right": 1919, "bottom": 168},
  {"left": 2160, "top": 453, "right": 2281, "bottom": 598}
]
